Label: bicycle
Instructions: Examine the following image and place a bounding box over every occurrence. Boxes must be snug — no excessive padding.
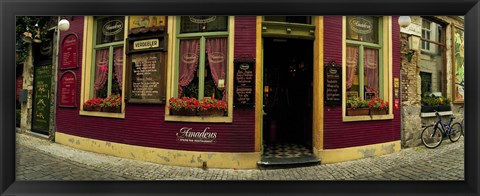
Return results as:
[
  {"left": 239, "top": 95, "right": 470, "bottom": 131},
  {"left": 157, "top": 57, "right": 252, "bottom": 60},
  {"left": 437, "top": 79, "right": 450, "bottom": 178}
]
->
[{"left": 421, "top": 110, "right": 463, "bottom": 148}]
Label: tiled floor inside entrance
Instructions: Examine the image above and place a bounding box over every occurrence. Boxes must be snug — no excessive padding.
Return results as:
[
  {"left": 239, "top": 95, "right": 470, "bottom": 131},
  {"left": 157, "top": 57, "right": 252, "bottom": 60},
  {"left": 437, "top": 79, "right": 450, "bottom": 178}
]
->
[{"left": 258, "top": 143, "right": 319, "bottom": 167}]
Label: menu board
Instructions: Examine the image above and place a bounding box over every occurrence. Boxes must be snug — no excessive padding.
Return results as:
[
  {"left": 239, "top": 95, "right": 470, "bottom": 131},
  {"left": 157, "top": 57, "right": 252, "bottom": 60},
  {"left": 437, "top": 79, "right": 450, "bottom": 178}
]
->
[
  {"left": 58, "top": 71, "right": 77, "bottom": 107},
  {"left": 32, "top": 65, "right": 52, "bottom": 133},
  {"left": 324, "top": 63, "right": 342, "bottom": 106},
  {"left": 129, "top": 52, "right": 164, "bottom": 103},
  {"left": 234, "top": 61, "right": 255, "bottom": 107},
  {"left": 60, "top": 34, "right": 79, "bottom": 70}
]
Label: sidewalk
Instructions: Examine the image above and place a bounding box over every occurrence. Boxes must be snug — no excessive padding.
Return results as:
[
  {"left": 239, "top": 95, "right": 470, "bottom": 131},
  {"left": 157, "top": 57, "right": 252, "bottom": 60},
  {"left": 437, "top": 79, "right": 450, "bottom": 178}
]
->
[{"left": 16, "top": 132, "right": 464, "bottom": 180}]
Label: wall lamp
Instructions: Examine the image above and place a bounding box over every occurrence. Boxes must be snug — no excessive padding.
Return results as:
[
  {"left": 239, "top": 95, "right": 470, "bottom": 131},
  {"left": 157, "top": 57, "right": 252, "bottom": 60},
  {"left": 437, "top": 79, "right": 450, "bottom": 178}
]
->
[
  {"left": 58, "top": 16, "right": 74, "bottom": 32},
  {"left": 398, "top": 16, "right": 419, "bottom": 62}
]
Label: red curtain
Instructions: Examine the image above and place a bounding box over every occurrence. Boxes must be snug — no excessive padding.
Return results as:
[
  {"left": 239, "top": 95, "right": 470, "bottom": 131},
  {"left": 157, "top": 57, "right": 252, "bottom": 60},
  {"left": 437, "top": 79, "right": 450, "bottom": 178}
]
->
[
  {"left": 94, "top": 49, "right": 109, "bottom": 97},
  {"left": 177, "top": 39, "right": 200, "bottom": 97},
  {"left": 364, "top": 48, "right": 379, "bottom": 98},
  {"left": 206, "top": 38, "right": 227, "bottom": 100},
  {"left": 113, "top": 47, "right": 124, "bottom": 88},
  {"left": 346, "top": 46, "right": 359, "bottom": 90}
]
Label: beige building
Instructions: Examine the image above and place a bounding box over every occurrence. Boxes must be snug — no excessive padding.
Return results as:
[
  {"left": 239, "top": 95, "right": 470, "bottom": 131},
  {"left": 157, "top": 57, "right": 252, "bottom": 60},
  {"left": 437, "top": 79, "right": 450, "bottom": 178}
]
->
[{"left": 400, "top": 16, "right": 464, "bottom": 148}]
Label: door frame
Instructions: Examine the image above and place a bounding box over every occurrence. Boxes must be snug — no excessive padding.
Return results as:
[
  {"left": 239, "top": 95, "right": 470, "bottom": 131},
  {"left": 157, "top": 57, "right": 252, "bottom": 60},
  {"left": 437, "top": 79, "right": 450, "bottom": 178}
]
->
[{"left": 254, "top": 16, "right": 324, "bottom": 155}]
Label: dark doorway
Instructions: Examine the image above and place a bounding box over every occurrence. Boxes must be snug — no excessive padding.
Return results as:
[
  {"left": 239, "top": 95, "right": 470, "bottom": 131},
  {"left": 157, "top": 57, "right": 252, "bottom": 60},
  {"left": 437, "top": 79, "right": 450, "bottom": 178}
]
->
[{"left": 261, "top": 38, "right": 315, "bottom": 166}]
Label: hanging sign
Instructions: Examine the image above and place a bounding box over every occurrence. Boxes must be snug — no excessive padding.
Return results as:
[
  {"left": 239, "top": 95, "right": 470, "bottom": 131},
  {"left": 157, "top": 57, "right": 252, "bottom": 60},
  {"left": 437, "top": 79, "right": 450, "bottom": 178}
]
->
[
  {"left": 58, "top": 71, "right": 77, "bottom": 107},
  {"left": 234, "top": 60, "right": 255, "bottom": 107},
  {"left": 60, "top": 33, "right": 79, "bottom": 70},
  {"left": 324, "top": 62, "right": 342, "bottom": 106}
]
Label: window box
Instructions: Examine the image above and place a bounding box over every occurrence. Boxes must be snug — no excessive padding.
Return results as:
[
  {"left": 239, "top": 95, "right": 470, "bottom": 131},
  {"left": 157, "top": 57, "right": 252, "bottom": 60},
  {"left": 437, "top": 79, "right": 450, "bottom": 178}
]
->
[
  {"left": 370, "top": 109, "right": 388, "bottom": 115},
  {"left": 436, "top": 105, "right": 451, "bottom": 112},
  {"left": 421, "top": 105, "right": 451, "bottom": 113},
  {"left": 103, "top": 106, "right": 121, "bottom": 113},
  {"left": 347, "top": 108, "right": 370, "bottom": 116},
  {"left": 83, "top": 106, "right": 102, "bottom": 112},
  {"left": 197, "top": 109, "right": 225, "bottom": 117},
  {"left": 170, "top": 108, "right": 196, "bottom": 116}
]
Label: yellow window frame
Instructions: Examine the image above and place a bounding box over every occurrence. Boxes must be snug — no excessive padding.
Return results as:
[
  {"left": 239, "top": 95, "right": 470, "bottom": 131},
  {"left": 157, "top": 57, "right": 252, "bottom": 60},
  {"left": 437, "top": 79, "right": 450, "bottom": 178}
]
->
[
  {"left": 342, "top": 16, "right": 394, "bottom": 122},
  {"left": 79, "top": 16, "right": 128, "bottom": 119},
  {"left": 164, "top": 16, "right": 235, "bottom": 123}
]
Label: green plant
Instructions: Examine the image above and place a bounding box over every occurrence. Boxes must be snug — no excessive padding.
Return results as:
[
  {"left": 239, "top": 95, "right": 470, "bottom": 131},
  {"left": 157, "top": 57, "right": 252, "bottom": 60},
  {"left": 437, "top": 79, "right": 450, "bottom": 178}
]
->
[
  {"left": 168, "top": 97, "right": 199, "bottom": 111},
  {"left": 16, "top": 16, "right": 55, "bottom": 62},
  {"left": 101, "top": 94, "right": 122, "bottom": 108},
  {"left": 421, "top": 94, "right": 451, "bottom": 106},
  {"left": 346, "top": 97, "right": 368, "bottom": 109},
  {"left": 197, "top": 97, "right": 228, "bottom": 112}
]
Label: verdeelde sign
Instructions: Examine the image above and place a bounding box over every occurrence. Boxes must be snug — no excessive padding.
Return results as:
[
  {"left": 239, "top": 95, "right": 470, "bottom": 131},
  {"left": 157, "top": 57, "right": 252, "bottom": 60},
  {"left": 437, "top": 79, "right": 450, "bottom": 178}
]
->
[
  {"left": 133, "top": 39, "right": 160, "bottom": 50},
  {"left": 176, "top": 127, "right": 217, "bottom": 144}
]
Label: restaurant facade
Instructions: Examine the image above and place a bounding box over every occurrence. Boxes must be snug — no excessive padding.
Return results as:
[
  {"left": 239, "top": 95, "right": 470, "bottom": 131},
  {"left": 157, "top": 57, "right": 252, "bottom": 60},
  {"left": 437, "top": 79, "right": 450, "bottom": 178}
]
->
[{"left": 53, "top": 16, "right": 401, "bottom": 169}]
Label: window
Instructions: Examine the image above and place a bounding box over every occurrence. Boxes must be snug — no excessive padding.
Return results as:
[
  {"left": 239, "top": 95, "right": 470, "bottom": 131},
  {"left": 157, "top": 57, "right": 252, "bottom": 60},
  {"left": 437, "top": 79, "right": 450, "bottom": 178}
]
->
[
  {"left": 422, "top": 20, "right": 431, "bottom": 51},
  {"left": 345, "top": 16, "right": 383, "bottom": 101},
  {"left": 420, "top": 72, "right": 432, "bottom": 96},
  {"left": 343, "top": 16, "right": 393, "bottom": 121},
  {"left": 81, "top": 16, "right": 126, "bottom": 118},
  {"left": 166, "top": 16, "right": 233, "bottom": 122}
]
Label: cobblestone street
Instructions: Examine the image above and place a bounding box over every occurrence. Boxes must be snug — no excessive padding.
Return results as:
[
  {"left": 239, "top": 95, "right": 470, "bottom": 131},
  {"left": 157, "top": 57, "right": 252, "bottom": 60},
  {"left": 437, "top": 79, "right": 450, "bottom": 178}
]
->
[{"left": 16, "top": 133, "right": 464, "bottom": 181}]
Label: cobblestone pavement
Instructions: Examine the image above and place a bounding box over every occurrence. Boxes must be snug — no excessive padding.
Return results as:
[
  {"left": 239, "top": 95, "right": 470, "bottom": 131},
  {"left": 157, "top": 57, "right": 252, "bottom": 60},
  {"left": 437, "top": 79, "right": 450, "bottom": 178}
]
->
[{"left": 16, "top": 133, "right": 464, "bottom": 181}]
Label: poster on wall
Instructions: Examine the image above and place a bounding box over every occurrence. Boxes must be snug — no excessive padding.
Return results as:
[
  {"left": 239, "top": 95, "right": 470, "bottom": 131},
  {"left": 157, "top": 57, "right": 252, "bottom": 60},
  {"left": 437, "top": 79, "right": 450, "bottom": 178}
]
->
[
  {"left": 58, "top": 71, "right": 77, "bottom": 107},
  {"left": 128, "top": 52, "right": 165, "bottom": 103},
  {"left": 452, "top": 26, "right": 464, "bottom": 103},
  {"left": 60, "top": 33, "right": 79, "bottom": 70},
  {"left": 234, "top": 60, "right": 255, "bottom": 107},
  {"left": 324, "top": 62, "right": 342, "bottom": 106}
]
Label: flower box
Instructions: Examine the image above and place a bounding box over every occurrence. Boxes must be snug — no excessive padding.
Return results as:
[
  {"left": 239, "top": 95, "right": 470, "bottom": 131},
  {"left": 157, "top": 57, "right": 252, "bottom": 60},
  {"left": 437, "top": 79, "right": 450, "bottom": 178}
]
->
[
  {"left": 197, "top": 109, "right": 225, "bottom": 116},
  {"left": 421, "top": 105, "right": 436, "bottom": 113},
  {"left": 370, "top": 109, "right": 388, "bottom": 115},
  {"left": 103, "top": 106, "right": 121, "bottom": 113},
  {"left": 170, "top": 108, "right": 196, "bottom": 116},
  {"left": 436, "top": 105, "right": 451, "bottom": 112},
  {"left": 347, "top": 108, "right": 370, "bottom": 116},
  {"left": 83, "top": 105, "right": 102, "bottom": 112}
]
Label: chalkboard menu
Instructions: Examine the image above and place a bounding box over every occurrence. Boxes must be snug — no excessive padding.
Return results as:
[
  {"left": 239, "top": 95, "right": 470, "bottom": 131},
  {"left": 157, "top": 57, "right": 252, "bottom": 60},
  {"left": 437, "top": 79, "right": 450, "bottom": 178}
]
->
[
  {"left": 128, "top": 52, "right": 165, "bottom": 103},
  {"left": 60, "top": 33, "right": 79, "bottom": 70},
  {"left": 324, "top": 63, "right": 342, "bottom": 106},
  {"left": 32, "top": 65, "right": 52, "bottom": 134},
  {"left": 234, "top": 61, "right": 255, "bottom": 107},
  {"left": 58, "top": 71, "right": 77, "bottom": 107}
]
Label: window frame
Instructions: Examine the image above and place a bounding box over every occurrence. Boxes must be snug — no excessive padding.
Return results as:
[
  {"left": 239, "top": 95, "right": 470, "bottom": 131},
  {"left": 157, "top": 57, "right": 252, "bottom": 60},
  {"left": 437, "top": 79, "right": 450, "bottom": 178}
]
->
[
  {"left": 342, "top": 16, "right": 393, "bottom": 122},
  {"left": 80, "top": 16, "right": 128, "bottom": 119},
  {"left": 164, "top": 16, "right": 235, "bottom": 123}
]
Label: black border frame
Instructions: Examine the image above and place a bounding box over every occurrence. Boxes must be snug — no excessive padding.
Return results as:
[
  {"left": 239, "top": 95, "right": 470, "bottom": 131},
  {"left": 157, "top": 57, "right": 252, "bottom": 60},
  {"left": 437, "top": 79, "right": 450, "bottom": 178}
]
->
[{"left": 1, "top": 0, "right": 479, "bottom": 195}]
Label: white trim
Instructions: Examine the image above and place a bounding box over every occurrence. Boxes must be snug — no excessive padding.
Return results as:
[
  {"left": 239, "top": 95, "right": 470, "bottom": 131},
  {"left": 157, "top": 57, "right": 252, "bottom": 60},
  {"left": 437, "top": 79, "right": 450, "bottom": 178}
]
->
[{"left": 420, "top": 111, "right": 453, "bottom": 117}]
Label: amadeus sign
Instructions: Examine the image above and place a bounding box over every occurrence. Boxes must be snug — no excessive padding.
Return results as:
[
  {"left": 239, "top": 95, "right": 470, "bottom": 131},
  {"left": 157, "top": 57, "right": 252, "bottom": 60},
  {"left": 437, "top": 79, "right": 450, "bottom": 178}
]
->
[{"left": 176, "top": 127, "right": 217, "bottom": 144}]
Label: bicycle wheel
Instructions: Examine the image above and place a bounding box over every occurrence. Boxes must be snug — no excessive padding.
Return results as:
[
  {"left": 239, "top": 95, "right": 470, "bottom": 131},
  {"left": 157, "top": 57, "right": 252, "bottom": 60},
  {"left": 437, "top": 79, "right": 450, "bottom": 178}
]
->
[
  {"left": 449, "top": 122, "right": 463, "bottom": 142},
  {"left": 421, "top": 125, "right": 443, "bottom": 148}
]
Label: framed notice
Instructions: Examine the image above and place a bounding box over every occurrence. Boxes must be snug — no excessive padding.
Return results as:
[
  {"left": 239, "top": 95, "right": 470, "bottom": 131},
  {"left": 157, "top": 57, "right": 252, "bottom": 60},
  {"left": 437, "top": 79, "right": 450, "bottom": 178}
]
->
[
  {"left": 127, "top": 52, "right": 165, "bottom": 104},
  {"left": 60, "top": 33, "right": 79, "bottom": 70},
  {"left": 324, "top": 62, "right": 342, "bottom": 106},
  {"left": 58, "top": 71, "right": 77, "bottom": 108},
  {"left": 234, "top": 60, "right": 255, "bottom": 107}
]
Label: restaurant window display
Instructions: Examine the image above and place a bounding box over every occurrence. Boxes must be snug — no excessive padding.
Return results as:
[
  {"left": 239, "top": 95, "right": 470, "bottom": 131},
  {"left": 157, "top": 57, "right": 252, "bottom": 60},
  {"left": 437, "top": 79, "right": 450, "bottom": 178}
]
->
[
  {"left": 344, "top": 16, "right": 392, "bottom": 120},
  {"left": 81, "top": 16, "right": 126, "bottom": 116},
  {"left": 167, "top": 16, "right": 232, "bottom": 120}
]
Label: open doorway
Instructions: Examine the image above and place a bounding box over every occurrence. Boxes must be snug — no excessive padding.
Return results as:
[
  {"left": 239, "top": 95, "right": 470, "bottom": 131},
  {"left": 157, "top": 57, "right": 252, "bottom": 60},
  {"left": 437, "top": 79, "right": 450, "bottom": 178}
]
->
[{"left": 261, "top": 37, "right": 316, "bottom": 165}]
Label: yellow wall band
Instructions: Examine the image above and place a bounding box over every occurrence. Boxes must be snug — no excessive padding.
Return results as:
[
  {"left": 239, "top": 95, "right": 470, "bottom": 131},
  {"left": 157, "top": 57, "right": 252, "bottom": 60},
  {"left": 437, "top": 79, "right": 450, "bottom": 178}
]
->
[
  {"left": 315, "top": 140, "right": 401, "bottom": 164},
  {"left": 56, "top": 132, "right": 260, "bottom": 169}
]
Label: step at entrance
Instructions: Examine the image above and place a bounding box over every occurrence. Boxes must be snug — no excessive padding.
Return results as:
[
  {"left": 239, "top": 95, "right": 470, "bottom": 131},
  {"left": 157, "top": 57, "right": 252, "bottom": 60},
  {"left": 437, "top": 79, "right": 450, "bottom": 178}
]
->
[{"left": 258, "top": 143, "right": 320, "bottom": 169}]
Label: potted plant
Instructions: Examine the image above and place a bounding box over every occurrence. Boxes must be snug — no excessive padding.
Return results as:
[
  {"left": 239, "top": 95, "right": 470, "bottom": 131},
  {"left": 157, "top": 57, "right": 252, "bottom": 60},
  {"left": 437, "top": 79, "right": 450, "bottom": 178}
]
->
[
  {"left": 436, "top": 96, "right": 451, "bottom": 112},
  {"left": 368, "top": 98, "right": 389, "bottom": 115},
  {"left": 197, "top": 97, "right": 227, "bottom": 116},
  {"left": 168, "top": 97, "right": 198, "bottom": 116},
  {"left": 101, "top": 94, "right": 122, "bottom": 113},
  {"left": 421, "top": 95, "right": 452, "bottom": 112},
  {"left": 346, "top": 97, "right": 369, "bottom": 116},
  {"left": 83, "top": 97, "right": 104, "bottom": 112}
]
